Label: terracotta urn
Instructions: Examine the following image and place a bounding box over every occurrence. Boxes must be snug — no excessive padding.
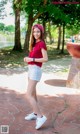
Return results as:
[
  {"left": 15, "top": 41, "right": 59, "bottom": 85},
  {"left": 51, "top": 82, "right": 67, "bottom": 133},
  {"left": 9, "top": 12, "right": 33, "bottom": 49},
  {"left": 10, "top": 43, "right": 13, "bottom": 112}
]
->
[{"left": 66, "top": 42, "right": 80, "bottom": 58}]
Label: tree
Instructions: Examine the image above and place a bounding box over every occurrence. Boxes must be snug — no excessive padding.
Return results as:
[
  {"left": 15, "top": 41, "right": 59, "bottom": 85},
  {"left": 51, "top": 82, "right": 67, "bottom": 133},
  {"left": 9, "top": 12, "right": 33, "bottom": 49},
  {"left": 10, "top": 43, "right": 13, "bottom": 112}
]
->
[
  {"left": 46, "top": 3, "right": 80, "bottom": 53},
  {"left": 22, "top": 0, "right": 48, "bottom": 52},
  {"left": 59, "top": 4, "right": 80, "bottom": 53},
  {"left": 57, "top": 25, "right": 62, "bottom": 50},
  {"left": 0, "top": 0, "right": 7, "bottom": 19},
  {"left": 0, "top": 23, "right": 5, "bottom": 31},
  {"left": 13, "top": 0, "right": 22, "bottom": 51}
]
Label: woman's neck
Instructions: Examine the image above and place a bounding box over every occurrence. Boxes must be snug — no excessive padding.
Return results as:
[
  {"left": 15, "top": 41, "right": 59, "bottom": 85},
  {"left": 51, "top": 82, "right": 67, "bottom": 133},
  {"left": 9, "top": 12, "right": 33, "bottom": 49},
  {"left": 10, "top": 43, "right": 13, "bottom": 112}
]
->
[{"left": 36, "top": 39, "right": 41, "bottom": 43}]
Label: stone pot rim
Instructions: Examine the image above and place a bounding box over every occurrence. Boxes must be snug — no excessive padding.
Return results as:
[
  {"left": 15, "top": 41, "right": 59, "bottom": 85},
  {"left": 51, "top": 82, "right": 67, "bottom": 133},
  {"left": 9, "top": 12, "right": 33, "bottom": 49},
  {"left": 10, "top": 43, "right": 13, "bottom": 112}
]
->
[
  {"left": 66, "top": 42, "right": 80, "bottom": 46},
  {"left": 66, "top": 42, "right": 80, "bottom": 58}
]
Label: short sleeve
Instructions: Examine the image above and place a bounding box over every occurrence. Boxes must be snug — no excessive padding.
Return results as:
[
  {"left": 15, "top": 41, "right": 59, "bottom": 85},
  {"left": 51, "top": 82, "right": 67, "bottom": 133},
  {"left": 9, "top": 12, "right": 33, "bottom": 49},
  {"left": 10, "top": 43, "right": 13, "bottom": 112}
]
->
[{"left": 39, "top": 41, "right": 47, "bottom": 50}]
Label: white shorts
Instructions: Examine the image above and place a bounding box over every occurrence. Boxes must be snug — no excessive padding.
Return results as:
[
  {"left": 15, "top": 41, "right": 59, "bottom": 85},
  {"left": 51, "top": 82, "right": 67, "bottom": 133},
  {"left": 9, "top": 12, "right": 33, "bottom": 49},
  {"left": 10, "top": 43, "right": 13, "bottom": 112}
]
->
[{"left": 28, "top": 65, "right": 42, "bottom": 81}]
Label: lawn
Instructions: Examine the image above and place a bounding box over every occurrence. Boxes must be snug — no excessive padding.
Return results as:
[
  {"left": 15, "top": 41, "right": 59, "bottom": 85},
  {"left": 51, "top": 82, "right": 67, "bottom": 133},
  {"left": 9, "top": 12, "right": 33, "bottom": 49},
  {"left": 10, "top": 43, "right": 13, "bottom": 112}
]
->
[{"left": 0, "top": 44, "right": 70, "bottom": 68}]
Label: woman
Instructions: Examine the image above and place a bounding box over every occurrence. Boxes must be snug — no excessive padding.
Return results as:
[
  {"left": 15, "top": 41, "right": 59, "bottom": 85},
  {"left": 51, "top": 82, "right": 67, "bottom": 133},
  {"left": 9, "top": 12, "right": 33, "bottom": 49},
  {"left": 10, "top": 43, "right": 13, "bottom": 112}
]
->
[{"left": 24, "top": 24, "right": 48, "bottom": 129}]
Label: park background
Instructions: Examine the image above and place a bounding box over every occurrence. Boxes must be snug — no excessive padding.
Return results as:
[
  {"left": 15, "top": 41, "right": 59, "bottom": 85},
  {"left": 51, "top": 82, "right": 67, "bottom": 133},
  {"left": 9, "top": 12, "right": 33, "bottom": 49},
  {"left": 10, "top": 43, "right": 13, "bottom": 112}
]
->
[
  {"left": 0, "top": 1, "right": 80, "bottom": 134},
  {"left": 0, "top": 0, "right": 80, "bottom": 69}
]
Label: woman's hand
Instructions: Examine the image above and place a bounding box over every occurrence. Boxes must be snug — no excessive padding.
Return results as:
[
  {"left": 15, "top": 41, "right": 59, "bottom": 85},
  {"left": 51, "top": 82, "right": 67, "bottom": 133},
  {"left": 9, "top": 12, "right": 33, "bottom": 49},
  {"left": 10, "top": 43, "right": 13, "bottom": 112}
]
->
[{"left": 24, "top": 57, "right": 32, "bottom": 63}]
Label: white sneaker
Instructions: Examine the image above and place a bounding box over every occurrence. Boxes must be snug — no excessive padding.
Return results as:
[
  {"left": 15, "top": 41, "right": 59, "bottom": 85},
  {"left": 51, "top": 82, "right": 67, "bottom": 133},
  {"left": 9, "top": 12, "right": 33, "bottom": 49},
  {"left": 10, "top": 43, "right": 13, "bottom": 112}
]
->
[
  {"left": 35, "top": 115, "right": 47, "bottom": 129},
  {"left": 25, "top": 112, "right": 37, "bottom": 120}
]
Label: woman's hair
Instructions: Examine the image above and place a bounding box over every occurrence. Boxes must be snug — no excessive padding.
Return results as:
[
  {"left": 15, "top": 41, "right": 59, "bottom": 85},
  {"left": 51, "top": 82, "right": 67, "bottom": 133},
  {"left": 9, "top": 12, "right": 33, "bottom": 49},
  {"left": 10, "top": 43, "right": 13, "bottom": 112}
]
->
[{"left": 29, "top": 24, "right": 44, "bottom": 51}]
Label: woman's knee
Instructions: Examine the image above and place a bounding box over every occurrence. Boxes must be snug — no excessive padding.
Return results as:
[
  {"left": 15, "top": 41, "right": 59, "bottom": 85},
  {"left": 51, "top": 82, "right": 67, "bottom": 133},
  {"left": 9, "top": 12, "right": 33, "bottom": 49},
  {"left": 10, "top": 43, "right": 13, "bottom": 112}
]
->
[
  {"left": 27, "top": 91, "right": 31, "bottom": 99},
  {"left": 27, "top": 91, "right": 35, "bottom": 100}
]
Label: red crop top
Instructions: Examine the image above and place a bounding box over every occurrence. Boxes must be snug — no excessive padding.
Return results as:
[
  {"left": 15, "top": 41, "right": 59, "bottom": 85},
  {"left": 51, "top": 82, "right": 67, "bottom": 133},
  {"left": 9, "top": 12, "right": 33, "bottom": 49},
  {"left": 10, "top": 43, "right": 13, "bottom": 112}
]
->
[{"left": 28, "top": 40, "right": 47, "bottom": 67}]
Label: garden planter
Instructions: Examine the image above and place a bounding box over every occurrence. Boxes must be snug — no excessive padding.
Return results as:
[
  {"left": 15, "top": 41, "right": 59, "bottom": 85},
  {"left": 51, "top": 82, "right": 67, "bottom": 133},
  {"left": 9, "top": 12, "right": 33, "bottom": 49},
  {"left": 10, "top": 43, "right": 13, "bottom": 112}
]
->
[
  {"left": 66, "top": 42, "right": 80, "bottom": 89},
  {"left": 66, "top": 42, "right": 80, "bottom": 58}
]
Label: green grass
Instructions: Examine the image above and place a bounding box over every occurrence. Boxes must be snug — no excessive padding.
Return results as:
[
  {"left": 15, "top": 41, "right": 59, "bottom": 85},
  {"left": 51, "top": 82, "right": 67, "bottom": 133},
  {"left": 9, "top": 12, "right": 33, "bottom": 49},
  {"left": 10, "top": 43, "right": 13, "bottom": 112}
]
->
[
  {"left": 47, "top": 43, "right": 70, "bottom": 60},
  {"left": 0, "top": 47, "right": 25, "bottom": 68},
  {"left": 0, "top": 45, "right": 70, "bottom": 68}
]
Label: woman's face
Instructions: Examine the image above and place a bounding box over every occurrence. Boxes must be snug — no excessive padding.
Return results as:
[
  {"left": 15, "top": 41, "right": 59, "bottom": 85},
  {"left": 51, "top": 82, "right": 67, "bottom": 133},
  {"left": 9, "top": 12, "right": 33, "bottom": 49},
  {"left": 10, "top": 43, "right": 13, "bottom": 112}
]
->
[{"left": 33, "top": 27, "right": 41, "bottom": 40}]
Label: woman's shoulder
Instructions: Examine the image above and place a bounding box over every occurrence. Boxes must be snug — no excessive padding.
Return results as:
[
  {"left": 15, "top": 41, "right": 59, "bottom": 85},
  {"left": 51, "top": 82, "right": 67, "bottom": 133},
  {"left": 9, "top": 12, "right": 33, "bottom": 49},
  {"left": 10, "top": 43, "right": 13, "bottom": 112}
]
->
[
  {"left": 39, "top": 40, "right": 47, "bottom": 50},
  {"left": 39, "top": 40, "right": 46, "bottom": 45},
  {"left": 40, "top": 40, "right": 45, "bottom": 43}
]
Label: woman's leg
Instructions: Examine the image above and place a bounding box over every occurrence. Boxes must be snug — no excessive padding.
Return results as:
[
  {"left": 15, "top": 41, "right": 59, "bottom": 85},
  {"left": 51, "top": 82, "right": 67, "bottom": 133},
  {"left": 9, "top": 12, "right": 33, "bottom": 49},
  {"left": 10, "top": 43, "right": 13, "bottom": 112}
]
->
[
  {"left": 26, "top": 78, "right": 42, "bottom": 117},
  {"left": 27, "top": 77, "right": 37, "bottom": 101},
  {"left": 25, "top": 78, "right": 47, "bottom": 130}
]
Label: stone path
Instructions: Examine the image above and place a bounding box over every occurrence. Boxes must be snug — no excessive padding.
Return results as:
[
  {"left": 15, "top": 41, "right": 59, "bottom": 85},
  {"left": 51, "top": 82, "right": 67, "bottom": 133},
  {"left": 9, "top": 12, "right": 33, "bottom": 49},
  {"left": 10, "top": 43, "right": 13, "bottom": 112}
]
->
[{"left": 0, "top": 57, "right": 80, "bottom": 134}]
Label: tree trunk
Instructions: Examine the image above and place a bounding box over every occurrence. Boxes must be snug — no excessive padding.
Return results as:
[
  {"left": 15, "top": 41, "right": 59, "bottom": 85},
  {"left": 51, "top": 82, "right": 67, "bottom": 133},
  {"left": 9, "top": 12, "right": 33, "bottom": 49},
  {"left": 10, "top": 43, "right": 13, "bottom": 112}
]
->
[
  {"left": 13, "top": 8, "right": 22, "bottom": 51},
  {"left": 57, "top": 25, "right": 61, "bottom": 50},
  {"left": 24, "top": 14, "right": 33, "bottom": 53},
  {"left": 42, "top": 20, "right": 46, "bottom": 40},
  {"left": 61, "top": 24, "right": 65, "bottom": 53},
  {"left": 23, "top": 0, "right": 48, "bottom": 53},
  {"left": 48, "top": 21, "right": 52, "bottom": 44}
]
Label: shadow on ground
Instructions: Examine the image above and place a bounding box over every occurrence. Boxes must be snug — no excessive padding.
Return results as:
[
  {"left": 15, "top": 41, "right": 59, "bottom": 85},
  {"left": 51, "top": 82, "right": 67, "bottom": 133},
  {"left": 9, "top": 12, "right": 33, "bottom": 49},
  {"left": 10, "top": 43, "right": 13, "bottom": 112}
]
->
[
  {"left": 0, "top": 87, "right": 80, "bottom": 134},
  {"left": 0, "top": 67, "right": 28, "bottom": 75},
  {"left": 45, "top": 79, "right": 66, "bottom": 87}
]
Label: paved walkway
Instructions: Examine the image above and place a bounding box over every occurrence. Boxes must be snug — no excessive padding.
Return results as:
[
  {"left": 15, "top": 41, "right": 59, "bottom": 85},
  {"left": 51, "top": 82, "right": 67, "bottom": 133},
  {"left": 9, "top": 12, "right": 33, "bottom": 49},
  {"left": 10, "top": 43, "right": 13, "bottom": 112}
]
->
[{"left": 0, "top": 57, "right": 80, "bottom": 134}]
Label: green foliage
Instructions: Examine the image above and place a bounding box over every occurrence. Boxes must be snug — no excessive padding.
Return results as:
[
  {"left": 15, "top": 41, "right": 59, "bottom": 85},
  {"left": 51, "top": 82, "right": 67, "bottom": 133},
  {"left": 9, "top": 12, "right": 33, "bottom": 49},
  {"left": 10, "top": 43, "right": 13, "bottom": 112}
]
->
[
  {"left": 21, "top": 0, "right": 47, "bottom": 17},
  {"left": 0, "top": 22, "right": 15, "bottom": 32},
  {"left": 4, "top": 25, "right": 15, "bottom": 32},
  {"left": 0, "top": 0, "right": 7, "bottom": 19},
  {"left": 66, "top": 24, "right": 80, "bottom": 36},
  {"left": 13, "top": 0, "right": 21, "bottom": 9},
  {"left": 40, "top": 3, "right": 80, "bottom": 28},
  {"left": 17, "top": 0, "right": 80, "bottom": 35},
  {"left": 0, "top": 23, "right": 5, "bottom": 30}
]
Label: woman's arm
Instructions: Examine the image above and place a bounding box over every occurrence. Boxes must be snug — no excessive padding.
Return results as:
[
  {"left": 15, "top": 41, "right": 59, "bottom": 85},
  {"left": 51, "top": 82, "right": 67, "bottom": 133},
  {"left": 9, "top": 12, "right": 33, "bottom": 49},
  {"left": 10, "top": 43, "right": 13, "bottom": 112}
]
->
[
  {"left": 24, "top": 49, "right": 48, "bottom": 63},
  {"left": 35, "top": 48, "right": 48, "bottom": 62}
]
